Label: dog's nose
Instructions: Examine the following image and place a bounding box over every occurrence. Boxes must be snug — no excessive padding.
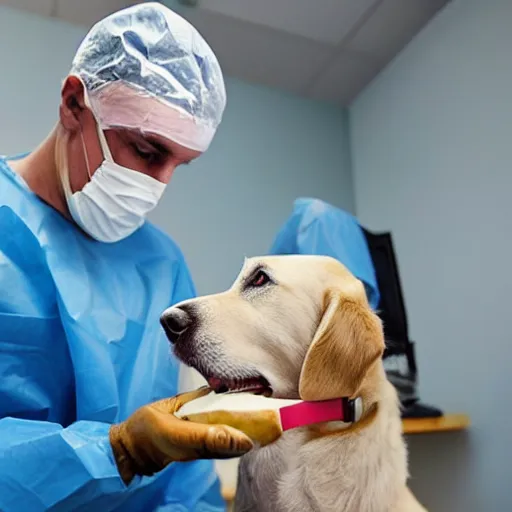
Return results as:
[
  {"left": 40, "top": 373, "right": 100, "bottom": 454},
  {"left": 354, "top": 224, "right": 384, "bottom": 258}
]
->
[{"left": 160, "top": 306, "right": 193, "bottom": 344}]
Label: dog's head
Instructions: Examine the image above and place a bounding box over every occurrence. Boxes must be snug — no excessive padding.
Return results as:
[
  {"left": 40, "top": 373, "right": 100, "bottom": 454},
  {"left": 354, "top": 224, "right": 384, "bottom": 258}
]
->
[{"left": 161, "top": 255, "right": 385, "bottom": 400}]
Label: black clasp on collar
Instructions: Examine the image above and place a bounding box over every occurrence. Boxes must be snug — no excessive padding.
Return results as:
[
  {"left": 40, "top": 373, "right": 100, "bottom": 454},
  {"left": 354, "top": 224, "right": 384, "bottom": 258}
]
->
[{"left": 342, "top": 397, "right": 363, "bottom": 423}]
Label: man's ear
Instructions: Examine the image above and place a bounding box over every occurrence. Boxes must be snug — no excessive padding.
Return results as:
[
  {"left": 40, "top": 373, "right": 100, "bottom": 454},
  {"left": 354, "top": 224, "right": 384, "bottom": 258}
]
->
[
  {"left": 59, "top": 75, "right": 86, "bottom": 131},
  {"left": 298, "top": 289, "right": 385, "bottom": 401}
]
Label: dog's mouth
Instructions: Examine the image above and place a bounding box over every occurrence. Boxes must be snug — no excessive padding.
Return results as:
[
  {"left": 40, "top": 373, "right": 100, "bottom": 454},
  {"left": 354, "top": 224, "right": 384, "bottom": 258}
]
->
[{"left": 206, "top": 374, "right": 273, "bottom": 397}]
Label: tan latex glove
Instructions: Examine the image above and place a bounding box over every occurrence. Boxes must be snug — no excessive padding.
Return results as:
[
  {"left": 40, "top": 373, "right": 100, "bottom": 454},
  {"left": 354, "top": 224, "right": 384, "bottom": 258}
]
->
[{"left": 109, "top": 387, "right": 253, "bottom": 484}]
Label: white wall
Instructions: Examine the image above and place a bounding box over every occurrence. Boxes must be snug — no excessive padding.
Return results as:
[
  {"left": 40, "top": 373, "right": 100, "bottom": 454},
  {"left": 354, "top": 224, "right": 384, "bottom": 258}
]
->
[
  {"left": 350, "top": 0, "right": 512, "bottom": 510},
  {"left": 0, "top": 8, "right": 84, "bottom": 153}
]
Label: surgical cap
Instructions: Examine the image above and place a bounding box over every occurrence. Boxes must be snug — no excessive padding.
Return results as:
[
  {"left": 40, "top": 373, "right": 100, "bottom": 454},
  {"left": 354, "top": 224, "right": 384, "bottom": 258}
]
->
[{"left": 70, "top": 2, "right": 226, "bottom": 152}]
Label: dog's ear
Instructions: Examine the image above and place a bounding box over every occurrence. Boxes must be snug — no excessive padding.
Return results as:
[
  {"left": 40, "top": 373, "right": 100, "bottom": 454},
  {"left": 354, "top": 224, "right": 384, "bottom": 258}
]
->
[{"left": 298, "top": 288, "right": 385, "bottom": 401}]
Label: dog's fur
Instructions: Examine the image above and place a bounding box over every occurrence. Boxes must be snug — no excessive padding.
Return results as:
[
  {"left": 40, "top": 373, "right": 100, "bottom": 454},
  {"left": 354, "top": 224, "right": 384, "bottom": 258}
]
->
[{"left": 162, "top": 255, "right": 427, "bottom": 511}]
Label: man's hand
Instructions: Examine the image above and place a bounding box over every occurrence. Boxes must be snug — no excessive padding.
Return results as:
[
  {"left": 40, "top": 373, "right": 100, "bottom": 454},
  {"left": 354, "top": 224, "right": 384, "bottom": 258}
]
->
[{"left": 109, "top": 387, "right": 253, "bottom": 484}]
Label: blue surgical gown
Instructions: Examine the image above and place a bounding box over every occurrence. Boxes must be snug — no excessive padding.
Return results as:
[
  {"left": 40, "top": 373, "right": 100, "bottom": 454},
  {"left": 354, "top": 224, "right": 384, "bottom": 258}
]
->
[
  {"left": 269, "top": 198, "right": 380, "bottom": 310},
  {"left": 0, "top": 156, "right": 225, "bottom": 511}
]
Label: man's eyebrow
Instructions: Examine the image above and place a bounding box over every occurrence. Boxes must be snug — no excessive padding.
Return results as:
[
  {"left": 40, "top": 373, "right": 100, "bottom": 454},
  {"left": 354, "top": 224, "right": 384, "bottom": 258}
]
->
[
  {"left": 142, "top": 136, "right": 171, "bottom": 154},
  {"left": 138, "top": 133, "right": 194, "bottom": 164}
]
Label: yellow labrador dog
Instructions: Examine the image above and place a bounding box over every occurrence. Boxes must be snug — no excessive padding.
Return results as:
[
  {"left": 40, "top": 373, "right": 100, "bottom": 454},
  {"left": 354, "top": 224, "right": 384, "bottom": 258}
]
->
[{"left": 161, "top": 255, "right": 427, "bottom": 512}]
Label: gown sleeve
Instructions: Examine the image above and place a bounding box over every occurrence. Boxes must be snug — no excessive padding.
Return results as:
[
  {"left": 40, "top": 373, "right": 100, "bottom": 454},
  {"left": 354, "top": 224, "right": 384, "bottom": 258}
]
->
[
  {"left": 0, "top": 207, "right": 136, "bottom": 511},
  {"left": 0, "top": 208, "right": 226, "bottom": 511}
]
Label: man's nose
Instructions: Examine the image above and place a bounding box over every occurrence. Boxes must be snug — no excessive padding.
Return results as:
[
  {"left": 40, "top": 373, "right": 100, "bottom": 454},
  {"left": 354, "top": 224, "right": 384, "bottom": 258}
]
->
[{"left": 160, "top": 306, "right": 193, "bottom": 344}]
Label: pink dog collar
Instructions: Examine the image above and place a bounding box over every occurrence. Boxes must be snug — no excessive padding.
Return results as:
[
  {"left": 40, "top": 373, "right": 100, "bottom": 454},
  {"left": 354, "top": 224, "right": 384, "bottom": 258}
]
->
[{"left": 279, "top": 397, "right": 363, "bottom": 431}]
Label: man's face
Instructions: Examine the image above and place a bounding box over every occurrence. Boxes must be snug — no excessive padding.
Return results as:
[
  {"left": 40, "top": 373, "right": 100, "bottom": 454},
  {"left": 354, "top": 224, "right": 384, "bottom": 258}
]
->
[{"left": 59, "top": 76, "right": 202, "bottom": 195}]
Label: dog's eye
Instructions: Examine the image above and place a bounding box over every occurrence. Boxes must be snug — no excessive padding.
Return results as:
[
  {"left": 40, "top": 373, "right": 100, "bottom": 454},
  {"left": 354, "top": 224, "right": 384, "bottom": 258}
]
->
[{"left": 249, "top": 270, "right": 271, "bottom": 288}]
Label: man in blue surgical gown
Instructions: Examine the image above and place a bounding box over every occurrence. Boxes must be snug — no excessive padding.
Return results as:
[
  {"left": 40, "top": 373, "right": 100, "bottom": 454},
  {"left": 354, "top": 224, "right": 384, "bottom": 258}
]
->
[{"left": 0, "top": 3, "right": 252, "bottom": 511}]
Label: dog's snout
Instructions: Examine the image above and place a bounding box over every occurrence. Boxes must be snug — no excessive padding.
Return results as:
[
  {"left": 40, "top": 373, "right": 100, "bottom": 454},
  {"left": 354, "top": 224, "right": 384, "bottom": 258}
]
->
[{"left": 160, "top": 306, "right": 193, "bottom": 344}]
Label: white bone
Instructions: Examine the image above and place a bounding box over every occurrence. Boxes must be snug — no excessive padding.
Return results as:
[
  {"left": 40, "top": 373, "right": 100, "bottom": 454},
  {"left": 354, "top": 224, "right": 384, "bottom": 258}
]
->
[{"left": 176, "top": 391, "right": 301, "bottom": 417}]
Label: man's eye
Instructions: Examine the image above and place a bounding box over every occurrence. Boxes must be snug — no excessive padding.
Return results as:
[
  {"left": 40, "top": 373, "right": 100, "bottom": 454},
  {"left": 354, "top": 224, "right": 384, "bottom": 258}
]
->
[
  {"left": 131, "top": 143, "right": 161, "bottom": 163},
  {"left": 248, "top": 270, "right": 271, "bottom": 288},
  {"left": 133, "top": 144, "right": 153, "bottom": 158}
]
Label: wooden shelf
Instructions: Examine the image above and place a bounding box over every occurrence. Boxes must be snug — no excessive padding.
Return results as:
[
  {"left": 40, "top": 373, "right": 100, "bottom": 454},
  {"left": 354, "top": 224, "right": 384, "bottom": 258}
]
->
[
  {"left": 222, "top": 487, "right": 236, "bottom": 503},
  {"left": 402, "top": 413, "right": 470, "bottom": 434}
]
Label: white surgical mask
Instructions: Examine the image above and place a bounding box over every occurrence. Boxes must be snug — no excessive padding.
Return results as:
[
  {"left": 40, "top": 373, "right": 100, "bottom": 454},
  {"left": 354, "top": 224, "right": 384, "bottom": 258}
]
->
[{"left": 60, "top": 117, "right": 166, "bottom": 243}]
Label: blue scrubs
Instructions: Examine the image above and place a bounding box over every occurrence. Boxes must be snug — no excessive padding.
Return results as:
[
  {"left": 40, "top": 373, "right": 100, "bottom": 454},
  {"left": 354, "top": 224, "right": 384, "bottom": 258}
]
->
[
  {"left": 0, "top": 157, "right": 225, "bottom": 511},
  {"left": 269, "top": 198, "right": 380, "bottom": 310}
]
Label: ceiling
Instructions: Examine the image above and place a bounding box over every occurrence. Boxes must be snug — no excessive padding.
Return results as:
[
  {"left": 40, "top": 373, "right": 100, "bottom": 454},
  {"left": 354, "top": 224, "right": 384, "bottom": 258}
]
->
[{"left": 1, "top": 0, "right": 450, "bottom": 105}]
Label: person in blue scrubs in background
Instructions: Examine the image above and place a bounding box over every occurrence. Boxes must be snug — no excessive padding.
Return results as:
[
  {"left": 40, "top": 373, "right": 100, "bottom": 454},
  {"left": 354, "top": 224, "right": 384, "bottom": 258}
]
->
[
  {"left": 269, "top": 198, "right": 381, "bottom": 310},
  {"left": 0, "top": 3, "right": 252, "bottom": 511}
]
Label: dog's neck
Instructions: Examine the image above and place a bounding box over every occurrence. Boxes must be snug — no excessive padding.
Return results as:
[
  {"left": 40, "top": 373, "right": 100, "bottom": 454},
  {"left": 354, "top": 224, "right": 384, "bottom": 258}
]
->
[
  {"left": 237, "top": 367, "right": 408, "bottom": 512},
  {"left": 305, "top": 365, "right": 385, "bottom": 437}
]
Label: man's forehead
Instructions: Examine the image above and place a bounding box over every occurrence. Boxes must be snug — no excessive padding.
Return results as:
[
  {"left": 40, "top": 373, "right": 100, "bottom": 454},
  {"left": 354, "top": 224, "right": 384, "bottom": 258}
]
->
[{"left": 124, "top": 128, "right": 202, "bottom": 161}]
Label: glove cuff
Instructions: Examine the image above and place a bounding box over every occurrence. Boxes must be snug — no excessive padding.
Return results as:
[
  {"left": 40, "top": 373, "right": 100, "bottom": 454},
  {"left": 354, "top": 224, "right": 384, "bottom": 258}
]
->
[{"left": 109, "top": 424, "right": 137, "bottom": 485}]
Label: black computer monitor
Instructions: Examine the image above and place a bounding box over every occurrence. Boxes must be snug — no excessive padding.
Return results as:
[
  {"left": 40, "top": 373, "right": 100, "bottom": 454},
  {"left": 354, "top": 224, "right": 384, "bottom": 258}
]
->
[{"left": 361, "top": 228, "right": 410, "bottom": 359}]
